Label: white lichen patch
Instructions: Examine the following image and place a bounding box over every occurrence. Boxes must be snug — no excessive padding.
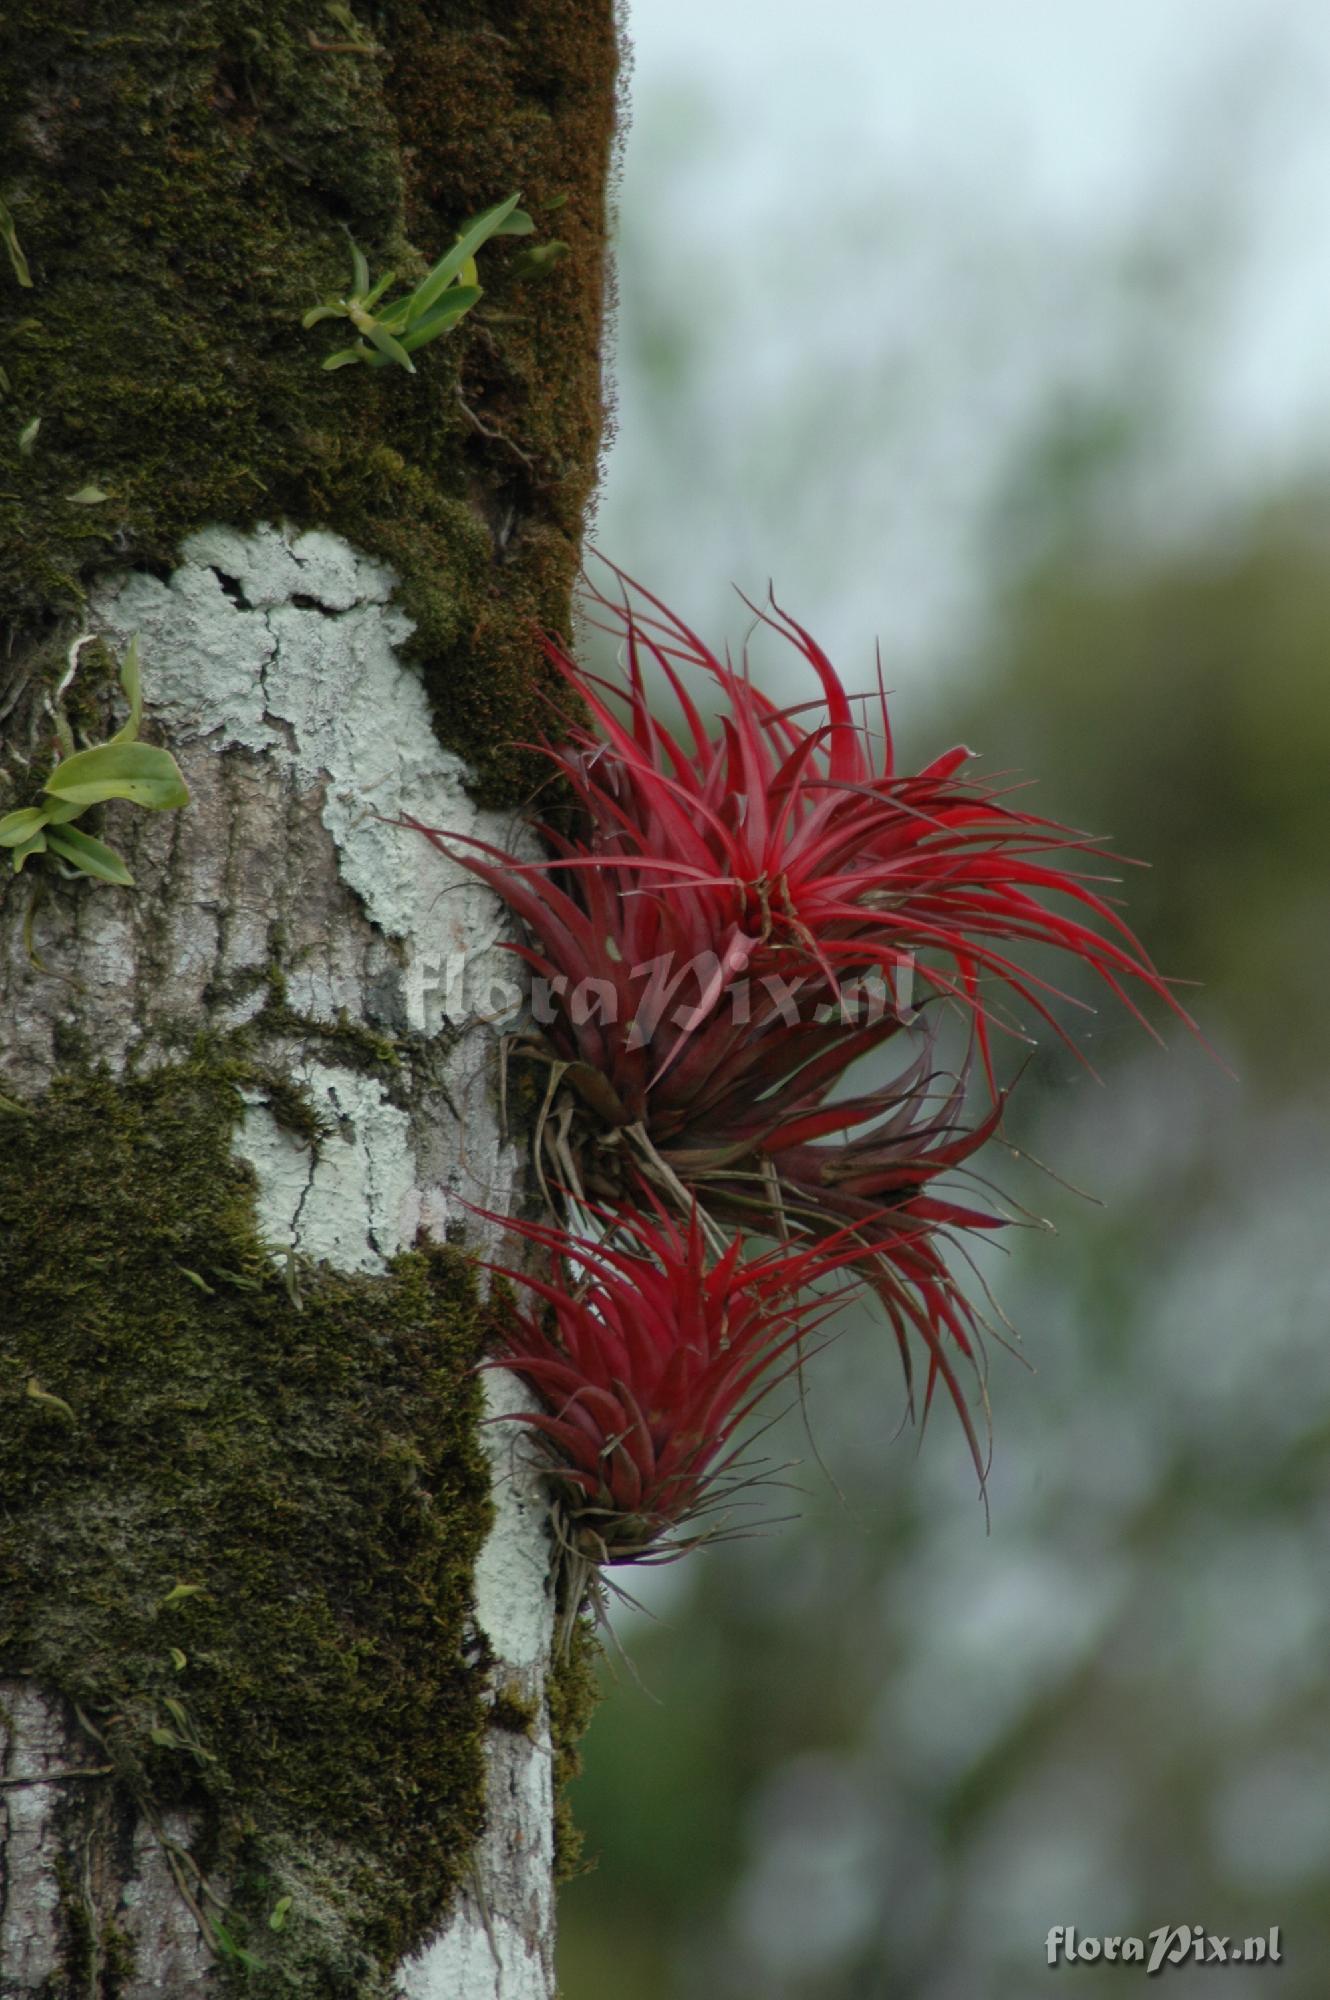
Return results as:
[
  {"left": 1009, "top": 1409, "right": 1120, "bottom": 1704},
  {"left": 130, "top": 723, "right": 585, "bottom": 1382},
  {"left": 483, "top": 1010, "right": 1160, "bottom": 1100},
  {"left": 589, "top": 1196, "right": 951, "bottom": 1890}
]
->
[
  {"left": 234, "top": 1066, "right": 419, "bottom": 1275},
  {"left": 399, "top": 1857, "right": 554, "bottom": 2000},
  {"left": 399, "top": 1677, "right": 556, "bottom": 2000},
  {"left": 472, "top": 1370, "right": 563, "bottom": 1671},
  {"left": 91, "top": 521, "right": 519, "bottom": 1041}
]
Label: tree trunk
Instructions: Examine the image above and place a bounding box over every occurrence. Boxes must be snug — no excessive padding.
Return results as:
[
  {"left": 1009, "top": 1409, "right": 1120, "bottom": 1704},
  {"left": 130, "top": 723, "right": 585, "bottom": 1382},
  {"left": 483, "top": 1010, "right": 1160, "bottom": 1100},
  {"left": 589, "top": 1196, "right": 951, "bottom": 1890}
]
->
[{"left": 0, "top": 6, "right": 616, "bottom": 1994}]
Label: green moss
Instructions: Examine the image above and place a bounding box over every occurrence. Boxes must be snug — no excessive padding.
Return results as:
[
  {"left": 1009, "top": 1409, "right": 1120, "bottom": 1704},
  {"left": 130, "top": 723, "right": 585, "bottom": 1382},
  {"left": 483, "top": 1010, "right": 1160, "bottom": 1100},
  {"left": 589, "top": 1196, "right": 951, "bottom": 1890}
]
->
[
  {"left": 241, "top": 1060, "right": 337, "bottom": 1148},
  {"left": 548, "top": 1613, "right": 602, "bottom": 1884},
  {"left": 0, "top": 1056, "right": 495, "bottom": 1992},
  {"left": 100, "top": 1919, "right": 137, "bottom": 1997},
  {"left": 54, "top": 1858, "right": 138, "bottom": 1995},
  {"left": 0, "top": 0, "right": 617, "bottom": 804},
  {"left": 54, "top": 1854, "right": 97, "bottom": 1992},
  {"left": 490, "top": 1681, "right": 540, "bottom": 1735},
  {"left": 252, "top": 956, "right": 404, "bottom": 1077}
]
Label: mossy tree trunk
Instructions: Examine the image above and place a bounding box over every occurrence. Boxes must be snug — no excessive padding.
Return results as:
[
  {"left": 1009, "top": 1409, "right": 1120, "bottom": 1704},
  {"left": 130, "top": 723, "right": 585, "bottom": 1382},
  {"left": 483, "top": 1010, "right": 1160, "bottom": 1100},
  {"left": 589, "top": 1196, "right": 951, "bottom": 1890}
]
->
[{"left": 0, "top": 6, "right": 616, "bottom": 1995}]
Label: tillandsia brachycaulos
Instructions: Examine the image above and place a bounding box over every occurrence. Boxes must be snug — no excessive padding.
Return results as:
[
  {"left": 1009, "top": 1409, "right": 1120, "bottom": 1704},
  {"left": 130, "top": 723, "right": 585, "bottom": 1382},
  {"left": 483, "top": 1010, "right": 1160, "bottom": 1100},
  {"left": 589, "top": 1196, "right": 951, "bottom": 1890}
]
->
[{"left": 408, "top": 560, "right": 1201, "bottom": 1585}]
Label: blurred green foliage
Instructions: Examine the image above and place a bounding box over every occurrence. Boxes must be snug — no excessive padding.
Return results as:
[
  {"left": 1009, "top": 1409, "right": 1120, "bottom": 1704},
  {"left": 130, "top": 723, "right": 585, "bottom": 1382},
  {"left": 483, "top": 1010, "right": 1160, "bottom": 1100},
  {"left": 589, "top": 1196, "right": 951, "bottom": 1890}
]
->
[
  {"left": 558, "top": 485, "right": 1330, "bottom": 2000},
  {"left": 561, "top": 42, "right": 1329, "bottom": 1993},
  {"left": 958, "top": 494, "right": 1330, "bottom": 1090}
]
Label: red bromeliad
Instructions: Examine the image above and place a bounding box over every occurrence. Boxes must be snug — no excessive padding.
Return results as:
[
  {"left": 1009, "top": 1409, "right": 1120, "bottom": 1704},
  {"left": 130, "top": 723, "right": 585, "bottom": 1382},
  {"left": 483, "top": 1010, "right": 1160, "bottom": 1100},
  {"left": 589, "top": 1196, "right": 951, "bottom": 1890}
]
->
[
  {"left": 548, "top": 566, "right": 1192, "bottom": 1084},
  {"left": 411, "top": 564, "right": 1194, "bottom": 1562},
  {"left": 478, "top": 1202, "right": 871, "bottom": 1565}
]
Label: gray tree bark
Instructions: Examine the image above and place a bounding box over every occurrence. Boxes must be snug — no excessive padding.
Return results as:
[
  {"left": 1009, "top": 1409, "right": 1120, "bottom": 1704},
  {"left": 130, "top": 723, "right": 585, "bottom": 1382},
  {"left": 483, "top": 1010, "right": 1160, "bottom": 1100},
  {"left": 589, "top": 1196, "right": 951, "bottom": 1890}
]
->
[{"left": 0, "top": 5, "right": 617, "bottom": 1994}]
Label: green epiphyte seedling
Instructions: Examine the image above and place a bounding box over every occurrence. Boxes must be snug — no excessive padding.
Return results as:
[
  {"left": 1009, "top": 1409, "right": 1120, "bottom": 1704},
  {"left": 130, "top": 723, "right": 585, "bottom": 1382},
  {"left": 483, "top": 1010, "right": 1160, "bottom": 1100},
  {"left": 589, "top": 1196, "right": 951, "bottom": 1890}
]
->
[
  {"left": 0, "top": 635, "right": 190, "bottom": 884},
  {"left": 302, "top": 192, "right": 537, "bottom": 374}
]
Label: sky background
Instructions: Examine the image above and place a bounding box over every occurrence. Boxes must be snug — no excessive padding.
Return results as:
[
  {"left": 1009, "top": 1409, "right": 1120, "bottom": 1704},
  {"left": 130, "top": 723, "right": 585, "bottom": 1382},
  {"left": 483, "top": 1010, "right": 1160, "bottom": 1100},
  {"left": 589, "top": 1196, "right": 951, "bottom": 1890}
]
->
[
  {"left": 558, "top": 12, "right": 1330, "bottom": 1997},
  {"left": 598, "top": 0, "right": 1330, "bottom": 684}
]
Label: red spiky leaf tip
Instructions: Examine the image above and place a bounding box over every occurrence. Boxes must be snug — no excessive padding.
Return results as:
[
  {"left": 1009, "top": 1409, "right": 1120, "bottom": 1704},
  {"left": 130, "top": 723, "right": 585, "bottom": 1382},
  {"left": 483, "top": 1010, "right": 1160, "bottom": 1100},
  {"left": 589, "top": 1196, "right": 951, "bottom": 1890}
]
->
[
  {"left": 478, "top": 1203, "right": 871, "bottom": 1565},
  {"left": 548, "top": 558, "right": 1199, "bottom": 1087}
]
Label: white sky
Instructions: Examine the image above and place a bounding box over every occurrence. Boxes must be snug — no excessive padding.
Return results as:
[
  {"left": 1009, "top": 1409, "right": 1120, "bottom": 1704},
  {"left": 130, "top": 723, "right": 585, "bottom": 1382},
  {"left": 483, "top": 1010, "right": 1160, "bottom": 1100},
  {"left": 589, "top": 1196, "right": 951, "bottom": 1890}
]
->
[
  {"left": 598, "top": 0, "right": 1330, "bottom": 684},
  {"left": 594, "top": 0, "right": 1330, "bottom": 1630}
]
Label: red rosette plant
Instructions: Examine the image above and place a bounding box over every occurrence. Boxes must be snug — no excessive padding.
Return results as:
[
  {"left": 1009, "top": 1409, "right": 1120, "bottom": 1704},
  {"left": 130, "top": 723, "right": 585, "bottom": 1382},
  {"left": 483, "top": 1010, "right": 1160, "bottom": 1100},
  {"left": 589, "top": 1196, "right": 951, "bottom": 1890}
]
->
[
  {"left": 410, "top": 563, "right": 1197, "bottom": 1566},
  {"left": 477, "top": 1201, "right": 872, "bottom": 1568},
  {"left": 545, "top": 565, "right": 1193, "bottom": 1081}
]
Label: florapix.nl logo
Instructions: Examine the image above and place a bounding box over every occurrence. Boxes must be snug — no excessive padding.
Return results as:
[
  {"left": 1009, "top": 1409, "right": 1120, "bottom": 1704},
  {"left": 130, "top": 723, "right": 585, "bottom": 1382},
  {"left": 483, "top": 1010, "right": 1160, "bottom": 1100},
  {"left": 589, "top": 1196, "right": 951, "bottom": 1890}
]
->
[
  {"left": 1046, "top": 1925, "right": 1282, "bottom": 1974},
  {"left": 429, "top": 946, "right": 919, "bottom": 1039}
]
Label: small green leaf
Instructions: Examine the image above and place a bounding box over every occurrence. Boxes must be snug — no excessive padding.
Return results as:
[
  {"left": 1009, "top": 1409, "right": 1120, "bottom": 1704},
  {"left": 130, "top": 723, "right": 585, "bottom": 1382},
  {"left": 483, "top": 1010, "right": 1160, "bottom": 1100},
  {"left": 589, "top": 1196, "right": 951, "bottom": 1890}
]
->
[
  {"left": 321, "top": 344, "right": 365, "bottom": 371},
  {"left": 367, "top": 294, "right": 412, "bottom": 335},
  {"left": 0, "top": 195, "right": 32, "bottom": 288},
  {"left": 44, "top": 740, "right": 190, "bottom": 810},
  {"left": 512, "top": 241, "right": 568, "bottom": 280},
  {"left": 209, "top": 1265, "right": 264, "bottom": 1291},
  {"left": 26, "top": 1377, "right": 75, "bottom": 1421},
  {"left": 269, "top": 1897, "right": 293, "bottom": 1932},
  {"left": 403, "top": 280, "right": 481, "bottom": 328},
  {"left": 66, "top": 483, "right": 110, "bottom": 505},
  {"left": 359, "top": 317, "right": 415, "bottom": 371},
  {"left": 359, "top": 266, "right": 396, "bottom": 310},
  {"left": 0, "top": 806, "right": 50, "bottom": 847},
  {"left": 158, "top": 1581, "right": 204, "bottom": 1608},
  {"left": 541, "top": 191, "right": 569, "bottom": 212},
  {"left": 149, "top": 1726, "right": 182, "bottom": 1749},
  {"left": 281, "top": 1244, "right": 304, "bottom": 1312},
  {"left": 348, "top": 236, "right": 370, "bottom": 297},
  {"left": 301, "top": 302, "right": 344, "bottom": 329},
  {"left": 409, "top": 258, "right": 465, "bottom": 319},
  {"left": 169, "top": 1646, "right": 189, "bottom": 1670},
  {"left": 10, "top": 829, "right": 47, "bottom": 871},
  {"left": 45, "top": 824, "right": 135, "bottom": 885},
  {"left": 491, "top": 207, "right": 535, "bottom": 238},
  {"left": 410, "top": 191, "right": 523, "bottom": 315},
  {"left": 41, "top": 795, "right": 88, "bottom": 825},
  {"left": 397, "top": 289, "right": 482, "bottom": 352},
  {"left": 213, "top": 1922, "right": 265, "bottom": 1972},
  {"left": 109, "top": 633, "right": 143, "bottom": 744},
  {"left": 18, "top": 415, "right": 39, "bottom": 455},
  {"left": 177, "top": 1265, "right": 216, "bottom": 1294}
]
